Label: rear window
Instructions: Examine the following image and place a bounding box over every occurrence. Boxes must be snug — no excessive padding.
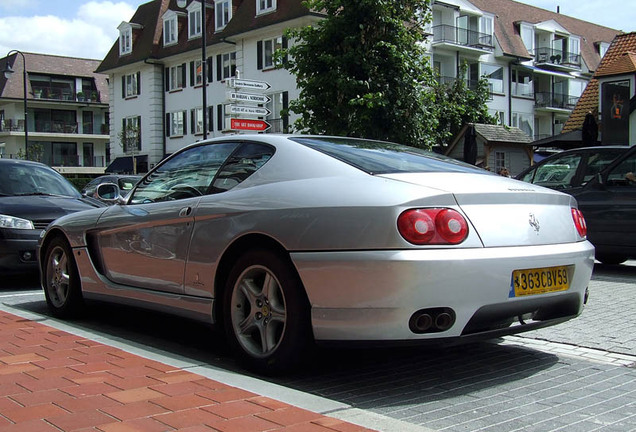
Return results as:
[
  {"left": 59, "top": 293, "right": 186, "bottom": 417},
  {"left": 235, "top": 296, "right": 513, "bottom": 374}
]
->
[{"left": 292, "top": 137, "right": 484, "bottom": 175}]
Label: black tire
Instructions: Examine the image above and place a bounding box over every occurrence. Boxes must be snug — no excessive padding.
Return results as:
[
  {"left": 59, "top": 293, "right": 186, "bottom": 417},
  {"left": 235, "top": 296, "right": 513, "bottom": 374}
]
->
[
  {"left": 42, "top": 237, "right": 84, "bottom": 317},
  {"left": 596, "top": 253, "right": 628, "bottom": 266},
  {"left": 223, "top": 249, "right": 311, "bottom": 374}
]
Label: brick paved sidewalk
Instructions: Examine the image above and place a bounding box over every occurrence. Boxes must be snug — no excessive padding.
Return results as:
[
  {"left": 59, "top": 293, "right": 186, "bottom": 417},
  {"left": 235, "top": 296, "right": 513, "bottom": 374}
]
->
[{"left": 0, "top": 310, "right": 374, "bottom": 432}]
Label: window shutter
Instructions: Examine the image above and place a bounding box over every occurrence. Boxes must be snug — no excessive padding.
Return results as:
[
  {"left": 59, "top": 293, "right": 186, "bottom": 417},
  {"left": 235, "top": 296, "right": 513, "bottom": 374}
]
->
[
  {"left": 165, "top": 67, "right": 170, "bottom": 91},
  {"left": 136, "top": 72, "right": 141, "bottom": 95},
  {"left": 136, "top": 116, "right": 142, "bottom": 148},
  {"left": 216, "top": 54, "right": 222, "bottom": 81},
  {"left": 190, "top": 61, "right": 195, "bottom": 86},
  {"left": 121, "top": 76, "right": 126, "bottom": 98},
  {"left": 282, "top": 36, "right": 289, "bottom": 64},
  {"left": 207, "top": 56, "right": 213, "bottom": 83},
  {"left": 165, "top": 113, "right": 171, "bottom": 137},
  {"left": 257, "top": 40, "right": 263, "bottom": 70},
  {"left": 217, "top": 105, "right": 223, "bottom": 131},
  {"left": 208, "top": 106, "right": 214, "bottom": 132},
  {"left": 182, "top": 111, "right": 187, "bottom": 134},
  {"left": 122, "top": 118, "right": 127, "bottom": 152},
  {"left": 180, "top": 63, "right": 186, "bottom": 88},
  {"left": 282, "top": 91, "right": 289, "bottom": 132},
  {"left": 190, "top": 110, "right": 195, "bottom": 134}
]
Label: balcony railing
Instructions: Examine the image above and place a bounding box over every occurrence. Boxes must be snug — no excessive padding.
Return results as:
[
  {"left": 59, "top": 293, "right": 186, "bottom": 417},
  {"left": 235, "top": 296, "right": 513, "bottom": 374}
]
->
[
  {"left": 535, "top": 92, "right": 580, "bottom": 110},
  {"left": 534, "top": 47, "right": 581, "bottom": 68},
  {"left": 432, "top": 25, "right": 494, "bottom": 50},
  {"left": 0, "top": 153, "right": 106, "bottom": 168},
  {"left": 1, "top": 118, "right": 107, "bottom": 135},
  {"left": 31, "top": 87, "right": 102, "bottom": 103},
  {"left": 436, "top": 76, "right": 494, "bottom": 99}
]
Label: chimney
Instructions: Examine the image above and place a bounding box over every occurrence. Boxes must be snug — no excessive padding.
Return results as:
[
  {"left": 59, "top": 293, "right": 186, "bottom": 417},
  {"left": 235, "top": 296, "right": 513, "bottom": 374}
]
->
[{"left": 556, "top": 6, "right": 560, "bottom": 13}]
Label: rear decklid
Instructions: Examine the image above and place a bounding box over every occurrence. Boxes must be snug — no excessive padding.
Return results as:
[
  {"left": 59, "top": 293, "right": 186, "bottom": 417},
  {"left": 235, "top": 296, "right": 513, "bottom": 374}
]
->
[{"left": 380, "top": 172, "right": 581, "bottom": 247}]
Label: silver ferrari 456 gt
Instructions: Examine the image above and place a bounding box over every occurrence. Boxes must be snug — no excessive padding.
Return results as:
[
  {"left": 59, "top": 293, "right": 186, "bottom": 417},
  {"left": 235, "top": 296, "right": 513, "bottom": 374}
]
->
[{"left": 39, "top": 135, "right": 594, "bottom": 373}]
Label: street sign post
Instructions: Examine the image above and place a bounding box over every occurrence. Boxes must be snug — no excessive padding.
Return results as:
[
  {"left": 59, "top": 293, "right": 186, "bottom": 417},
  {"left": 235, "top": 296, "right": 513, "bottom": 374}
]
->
[
  {"left": 227, "top": 91, "right": 271, "bottom": 104},
  {"left": 230, "top": 118, "right": 271, "bottom": 132},
  {"left": 227, "top": 78, "right": 271, "bottom": 91},
  {"left": 229, "top": 105, "right": 271, "bottom": 116}
]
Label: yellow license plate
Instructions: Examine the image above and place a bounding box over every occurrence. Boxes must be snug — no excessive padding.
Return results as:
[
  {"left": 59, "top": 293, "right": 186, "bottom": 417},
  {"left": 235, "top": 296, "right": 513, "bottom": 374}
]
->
[{"left": 510, "top": 266, "right": 570, "bottom": 297}]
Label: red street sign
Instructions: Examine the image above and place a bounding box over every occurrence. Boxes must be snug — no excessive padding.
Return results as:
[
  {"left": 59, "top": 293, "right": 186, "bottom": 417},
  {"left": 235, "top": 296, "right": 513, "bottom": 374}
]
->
[{"left": 230, "top": 118, "right": 271, "bottom": 132}]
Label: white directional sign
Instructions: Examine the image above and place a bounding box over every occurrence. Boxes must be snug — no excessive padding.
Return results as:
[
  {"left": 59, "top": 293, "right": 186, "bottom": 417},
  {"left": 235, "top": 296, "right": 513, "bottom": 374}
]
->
[
  {"left": 228, "top": 78, "right": 271, "bottom": 91},
  {"left": 228, "top": 91, "right": 271, "bottom": 104},
  {"left": 229, "top": 105, "right": 271, "bottom": 116}
]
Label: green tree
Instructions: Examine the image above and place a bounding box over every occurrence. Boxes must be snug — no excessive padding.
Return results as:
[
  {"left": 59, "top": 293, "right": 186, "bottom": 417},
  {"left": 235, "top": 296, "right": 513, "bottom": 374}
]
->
[
  {"left": 284, "top": 0, "right": 438, "bottom": 148},
  {"left": 117, "top": 122, "right": 141, "bottom": 174},
  {"left": 430, "top": 64, "right": 497, "bottom": 147}
]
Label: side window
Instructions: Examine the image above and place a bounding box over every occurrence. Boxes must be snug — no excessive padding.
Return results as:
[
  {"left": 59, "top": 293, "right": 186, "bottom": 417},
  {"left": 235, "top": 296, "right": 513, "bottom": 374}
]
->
[
  {"left": 582, "top": 151, "right": 625, "bottom": 184},
  {"left": 210, "top": 143, "right": 275, "bottom": 193},
  {"left": 129, "top": 143, "right": 239, "bottom": 203},
  {"left": 529, "top": 154, "right": 582, "bottom": 189},
  {"left": 606, "top": 153, "right": 636, "bottom": 186}
]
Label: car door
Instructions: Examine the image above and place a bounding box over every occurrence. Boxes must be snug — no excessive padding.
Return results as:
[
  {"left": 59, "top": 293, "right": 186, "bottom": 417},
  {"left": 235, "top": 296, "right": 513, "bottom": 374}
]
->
[
  {"left": 573, "top": 147, "right": 636, "bottom": 255},
  {"left": 93, "top": 142, "right": 240, "bottom": 293}
]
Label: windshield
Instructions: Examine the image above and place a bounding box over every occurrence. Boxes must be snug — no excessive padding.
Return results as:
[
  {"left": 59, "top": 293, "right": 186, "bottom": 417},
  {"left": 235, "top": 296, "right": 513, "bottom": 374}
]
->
[
  {"left": 292, "top": 137, "right": 485, "bottom": 175},
  {"left": 0, "top": 163, "right": 80, "bottom": 197}
]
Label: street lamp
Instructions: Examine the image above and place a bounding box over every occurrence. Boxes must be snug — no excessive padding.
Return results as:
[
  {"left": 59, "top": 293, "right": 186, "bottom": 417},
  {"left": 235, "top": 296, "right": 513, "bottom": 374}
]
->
[
  {"left": 3, "top": 50, "right": 28, "bottom": 151},
  {"left": 177, "top": 0, "right": 208, "bottom": 139}
]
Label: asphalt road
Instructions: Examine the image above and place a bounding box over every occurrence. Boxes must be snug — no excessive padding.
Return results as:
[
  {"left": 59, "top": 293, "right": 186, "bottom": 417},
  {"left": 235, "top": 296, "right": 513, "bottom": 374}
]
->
[{"left": 1, "top": 262, "right": 635, "bottom": 432}]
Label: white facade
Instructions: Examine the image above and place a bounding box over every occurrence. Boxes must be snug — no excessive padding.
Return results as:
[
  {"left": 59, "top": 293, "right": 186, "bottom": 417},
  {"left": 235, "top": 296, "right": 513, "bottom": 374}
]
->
[{"left": 99, "top": 0, "right": 616, "bottom": 172}]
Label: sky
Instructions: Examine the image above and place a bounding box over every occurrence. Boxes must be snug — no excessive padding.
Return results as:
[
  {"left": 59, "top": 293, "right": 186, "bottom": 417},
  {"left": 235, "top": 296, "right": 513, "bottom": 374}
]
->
[{"left": 1, "top": 0, "right": 636, "bottom": 60}]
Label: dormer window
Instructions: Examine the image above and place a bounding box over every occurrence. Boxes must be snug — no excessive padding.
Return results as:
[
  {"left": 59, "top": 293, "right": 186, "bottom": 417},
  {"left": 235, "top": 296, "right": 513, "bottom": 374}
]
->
[
  {"left": 118, "top": 22, "right": 133, "bottom": 56},
  {"left": 187, "top": 1, "right": 202, "bottom": 39},
  {"left": 163, "top": 11, "right": 179, "bottom": 46},
  {"left": 257, "top": 0, "right": 276, "bottom": 15},
  {"left": 215, "top": 0, "right": 231, "bottom": 31}
]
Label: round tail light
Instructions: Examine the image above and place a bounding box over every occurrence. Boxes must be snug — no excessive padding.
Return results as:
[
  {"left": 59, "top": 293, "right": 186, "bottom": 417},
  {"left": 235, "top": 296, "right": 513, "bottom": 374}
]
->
[
  {"left": 398, "top": 208, "right": 469, "bottom": 245},
  {"left": 571, "top": 208, "right": 587, "bottom": 238}
]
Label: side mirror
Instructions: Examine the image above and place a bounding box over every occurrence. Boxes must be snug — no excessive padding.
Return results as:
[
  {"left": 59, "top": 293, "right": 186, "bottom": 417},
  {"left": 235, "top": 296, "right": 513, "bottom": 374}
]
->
[{"left": 96, "top": 183, "right": 121, "bottom": 203}]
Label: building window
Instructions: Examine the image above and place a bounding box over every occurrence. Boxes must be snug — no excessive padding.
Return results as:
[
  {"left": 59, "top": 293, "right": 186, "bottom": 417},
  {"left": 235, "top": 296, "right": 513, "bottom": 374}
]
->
[
  {"left": 163, "top": 14, "right": 178, "bottom": 46},
  {"left": 217, "top": 52, "right": 236, "bottom": 80},
  {"left": 257, "top": 0, "right": 276, "bottom": 15},
  {"left": 265, "top": 91, "right": 288, "bottom": 133},
  {"left": 599, "top": 42, "right": 610, "bottom": 58},
  {"left": 122, "top": 72, "right": 140, "bottom": 98},
  {"left": 479, "top": 15, "right": 493, "bottom": 45},
  {"left": 512, "top": 112, "right": 533, "bottom": 138},
  {"left": 122, "top": 116, "right": 141, "bottom": 152},
  {"left": 257, "top": 36, "right": 283, "bottom": 70},
  {"left": 520, "top": 23, "right": 534, "bottom": 55},
  {"left": 215, "top": 0, "right": 231, "bottom": 30},
  {"left": 119, "top": 27, "right": 132, "bottom": 55},
  {"left": 191, "top": 60, "right": 204, "bottom": 86},
  {"left": 191, "top": 107, "right": 203, "bottom": 135},
  {"left": 166, "top": 64, "right": 186, "bottom": 91},
  {"left": 188, "top": 2, "right": 202, "bottom": 38},
  {"left": 494, "top": 151, "right": 507, "bottom": 174},
  {"left": 511, "top": 68, "right": 533, "bottom": 98},
  {"left": 167, "top": 111, "right": 186, "bottom": 137},
  {"left": 481, "top": 64, "right": 504, "bottom": 94}
]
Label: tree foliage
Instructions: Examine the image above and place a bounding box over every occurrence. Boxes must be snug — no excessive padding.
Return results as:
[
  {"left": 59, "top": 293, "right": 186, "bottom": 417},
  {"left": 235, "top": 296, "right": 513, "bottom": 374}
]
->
[
  {"left": 284, "top": 0, "right": 437, "bottom": 147},
  {"left": 430, "top": 64, "right": 497, "bottom": 146},
  {"left": 284, "top": 0, "right": 496, "bottom": 149}
]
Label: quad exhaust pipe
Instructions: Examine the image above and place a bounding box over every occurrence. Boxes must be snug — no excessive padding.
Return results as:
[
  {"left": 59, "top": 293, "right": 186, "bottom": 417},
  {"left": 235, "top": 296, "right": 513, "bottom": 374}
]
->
[{"left": 409, "top": 307, "right": 456, "bottom": 333}]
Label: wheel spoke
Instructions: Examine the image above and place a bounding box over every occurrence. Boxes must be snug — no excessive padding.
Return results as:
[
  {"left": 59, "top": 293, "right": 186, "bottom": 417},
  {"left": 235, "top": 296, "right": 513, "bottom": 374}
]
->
[{"left": 238, "top": 314, "right": 258, "bottom": 335}]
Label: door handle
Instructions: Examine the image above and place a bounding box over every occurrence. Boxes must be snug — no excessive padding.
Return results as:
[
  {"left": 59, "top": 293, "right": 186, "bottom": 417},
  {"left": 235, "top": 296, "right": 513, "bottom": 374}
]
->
[{"left": 179, "top": 207, "right": 192, "bottom": 217}]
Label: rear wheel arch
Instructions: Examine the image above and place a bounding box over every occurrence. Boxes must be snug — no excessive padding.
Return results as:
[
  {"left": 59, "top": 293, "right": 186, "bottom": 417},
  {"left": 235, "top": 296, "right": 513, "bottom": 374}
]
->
[{"left": 213, "top": 234, "right": 307, "bottom": 324}]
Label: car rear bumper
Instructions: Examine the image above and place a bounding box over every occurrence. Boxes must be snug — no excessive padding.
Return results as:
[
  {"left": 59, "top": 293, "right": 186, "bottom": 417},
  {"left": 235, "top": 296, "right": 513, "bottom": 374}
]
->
[{"left": 291, "top": 241, "right": 595, "bottom": 342}]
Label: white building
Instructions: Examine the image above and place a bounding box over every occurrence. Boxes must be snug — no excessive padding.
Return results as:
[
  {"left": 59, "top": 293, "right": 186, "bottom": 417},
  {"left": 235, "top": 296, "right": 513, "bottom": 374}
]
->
[{"left": 96, "top": 0, "right": 620, "bottom": 173}]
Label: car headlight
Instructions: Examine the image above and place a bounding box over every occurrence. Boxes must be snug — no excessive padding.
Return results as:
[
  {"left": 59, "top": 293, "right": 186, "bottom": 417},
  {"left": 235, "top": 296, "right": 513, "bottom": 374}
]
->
[{"left": 0, "top": 214, "right": 35, "bottom": 230}]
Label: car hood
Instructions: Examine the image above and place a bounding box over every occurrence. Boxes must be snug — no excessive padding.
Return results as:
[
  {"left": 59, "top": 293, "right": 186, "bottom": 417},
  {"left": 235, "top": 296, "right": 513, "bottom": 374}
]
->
[
  {"left": 0, "top": 195, "right": 102, "bottom": 226},
  {"left": 380, "top": 172, "right": 582, "bottom": 247}
]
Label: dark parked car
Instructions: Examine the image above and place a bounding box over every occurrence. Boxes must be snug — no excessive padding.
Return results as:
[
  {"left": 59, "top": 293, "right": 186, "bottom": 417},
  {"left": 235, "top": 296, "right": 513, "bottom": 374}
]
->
[
  {"left": 81, "top": 175, "right": 141, "bottom": 202},
  {"left": 517, "top": 145, "right": 636, "bottom": 264},
  {"left": 0, "top": 159, "right": 103, "bottom": 274}
]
